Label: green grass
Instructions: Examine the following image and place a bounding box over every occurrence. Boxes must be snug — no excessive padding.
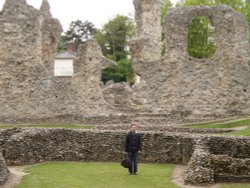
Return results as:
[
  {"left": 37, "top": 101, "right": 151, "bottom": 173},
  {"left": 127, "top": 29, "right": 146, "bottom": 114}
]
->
[
  {"left": 15, "top": 162, "right": 179, "bottom": 188},
  {"left": 0, "top": 124, "right": 95, "bottom": 129},
  {"left": 185, "top": 118, "right": 250, "bottom": 136}
]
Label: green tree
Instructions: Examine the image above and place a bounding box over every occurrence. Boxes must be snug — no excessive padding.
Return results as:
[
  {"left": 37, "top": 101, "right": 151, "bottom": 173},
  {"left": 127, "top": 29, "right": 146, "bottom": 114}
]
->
[
  {"left": 95, "top": 15, "right": 135, "bottom": 62},
  {"left": 188, "top": 16, "right": 215, "bottom": 58},
  {"left": 102, "top": 58, "right": 134, "bottom": 84},
  {"left": 59, "top": 20, "right": 96, "bottom": 51},
  {"left": 96, "top": 15, "right": 135, "bottom": 84},
  {"left": 245, "top": 0, "right": 250, "bottom": 25}
]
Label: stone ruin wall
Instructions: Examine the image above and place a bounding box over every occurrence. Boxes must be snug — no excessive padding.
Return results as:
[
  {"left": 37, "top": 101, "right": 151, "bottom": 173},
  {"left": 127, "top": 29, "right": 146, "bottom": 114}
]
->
[
  {"left": 0, "top": 0, "right": 116, "bottom": 122},
  {"left": 130, "top": 4, "right": 250, "bottom": 119},
  {"left": 0, "top": 128, "right": 249, "bottom": 185},
  {"left": 0, "top": 0, "right": 250, "bottom": 122},
  {"left": 0, "top": 152, "right": 9, "bottom": 185},
  {"left": 160, "top": 6, "right": 250, "bottom": 117}
]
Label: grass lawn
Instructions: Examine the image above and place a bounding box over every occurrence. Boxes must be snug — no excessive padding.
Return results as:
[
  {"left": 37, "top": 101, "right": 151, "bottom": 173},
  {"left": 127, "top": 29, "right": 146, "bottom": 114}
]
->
[
  {"left": 15, "top": 162, "right": 179, "bottom": 188},
  {"left": 0, "top": 124, "right": 95, "bottom": 129},
  {"left": 185, "top": 118, "right": 250, "bottom": 136}
]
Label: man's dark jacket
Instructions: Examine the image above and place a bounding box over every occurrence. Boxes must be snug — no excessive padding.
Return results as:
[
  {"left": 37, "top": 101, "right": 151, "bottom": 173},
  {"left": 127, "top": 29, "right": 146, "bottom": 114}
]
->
[{"left": 125, "top": 131, "right": 142, "bottom": 153}]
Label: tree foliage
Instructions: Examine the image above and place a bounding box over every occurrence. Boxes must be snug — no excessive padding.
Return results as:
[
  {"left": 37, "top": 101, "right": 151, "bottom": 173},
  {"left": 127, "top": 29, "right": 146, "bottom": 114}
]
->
[
  {"left": 95, "top": 15, "right": 135, "bottom": 62},
  {"left": 96, "top": 15, "right": 135, "bottom": 84},
  {"left": 102, "top": 58, "right": 134, "bottom": 84},
  {"left": 58, "top": 20, "right": 96, "bottom": 51},
  {"left": 188, "top": 16, "right": 215, "bottom": 58}
]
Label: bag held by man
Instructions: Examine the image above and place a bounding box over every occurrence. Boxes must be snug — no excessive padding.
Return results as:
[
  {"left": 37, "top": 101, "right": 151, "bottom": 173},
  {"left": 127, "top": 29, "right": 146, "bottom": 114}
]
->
[{"left": 121, "top": 154, "right": 131, "bottom": 168}]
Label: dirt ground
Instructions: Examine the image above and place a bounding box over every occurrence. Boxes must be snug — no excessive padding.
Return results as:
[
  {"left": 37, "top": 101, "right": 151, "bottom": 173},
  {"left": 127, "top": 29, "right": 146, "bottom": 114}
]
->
[{"left": 2, "top": 166, "right": 28, "bottom": 188}]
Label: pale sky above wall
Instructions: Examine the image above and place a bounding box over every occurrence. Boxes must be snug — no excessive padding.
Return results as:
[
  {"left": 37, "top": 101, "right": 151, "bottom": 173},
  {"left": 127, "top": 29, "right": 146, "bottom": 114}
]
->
[{"left": 0, "top": 0, "right": 179, "bottom": 31}]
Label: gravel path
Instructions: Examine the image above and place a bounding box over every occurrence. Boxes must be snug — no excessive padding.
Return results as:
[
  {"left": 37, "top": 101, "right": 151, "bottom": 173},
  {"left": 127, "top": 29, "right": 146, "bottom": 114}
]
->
[{"left": 2, "top": 166, "right": 28, "bottom": 188}]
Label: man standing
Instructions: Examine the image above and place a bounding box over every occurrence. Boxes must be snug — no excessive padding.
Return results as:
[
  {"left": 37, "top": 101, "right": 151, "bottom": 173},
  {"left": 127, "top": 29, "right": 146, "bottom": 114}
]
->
[{"left": 125, "top": 123, "right": 142, "bottom": 175}]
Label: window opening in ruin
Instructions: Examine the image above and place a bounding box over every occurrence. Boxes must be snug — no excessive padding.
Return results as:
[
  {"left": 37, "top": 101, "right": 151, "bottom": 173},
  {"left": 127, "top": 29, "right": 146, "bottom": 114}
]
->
[
  {"left": 101, "top": 59, "right": 134, "bottom": 85},
  {"left": 188, "top": 16, "right": 215, "bottom": 59}
]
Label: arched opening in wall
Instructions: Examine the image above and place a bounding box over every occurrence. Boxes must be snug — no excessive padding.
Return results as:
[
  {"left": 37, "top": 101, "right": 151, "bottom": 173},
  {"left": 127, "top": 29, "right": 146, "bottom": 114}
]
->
[{"left": 188, "top": 16, "right": 215, "bottom": 59}]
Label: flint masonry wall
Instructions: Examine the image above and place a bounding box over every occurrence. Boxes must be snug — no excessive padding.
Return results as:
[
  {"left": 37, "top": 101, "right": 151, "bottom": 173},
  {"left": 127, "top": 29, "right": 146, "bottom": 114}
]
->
[
  {"left": 0, "top": 152, "right": 9, "bottom": 185},
  {"left": 185, "top": 137, "right": 250, "bottom": 185},
  {"left": 0, "top": 128, "right": 249, "bottom": 184},
  {"left": 158, "top": 5, "right": 250, "bottom": 117},
  {"left": 0, "top": 0, "right": 116, "bottom": 121},
  {"left": 130, "top": 5, "right": 250, "bottom": 118},
  {"left": 1, "top": 129, "right": 194, "bottom": 165}
]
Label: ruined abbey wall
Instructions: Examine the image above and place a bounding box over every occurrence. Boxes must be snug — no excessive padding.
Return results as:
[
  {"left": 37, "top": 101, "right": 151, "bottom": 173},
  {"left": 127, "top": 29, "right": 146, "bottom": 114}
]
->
[
  {"left": 160, "top": 6, "right": 250, "bottom": 117},
  {"left": 0, "top": 0, "right": 250, "bottom": 122},
  {"left": 0, "top": 0, "right": 114, "bottom": 121},
  {"left": 130, "top": 4, "right": 250, "bottom": 119}
]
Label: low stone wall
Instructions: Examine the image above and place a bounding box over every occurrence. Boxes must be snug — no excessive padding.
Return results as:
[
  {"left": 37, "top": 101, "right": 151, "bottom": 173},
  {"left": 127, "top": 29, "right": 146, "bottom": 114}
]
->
[
  {"left": 0, "top": 152, "right": 9, "bottom": 185},
  {"left": 0, "top": 128, "right": 249, "bottom": 185},
  {"left": 185, "top": 138, "right": 250, "bottom": 185},
  {"left": 2, "top": 129, "right": 194, "bottom": 165},
  {"left": 212, "top": 155, "right": 250, "bottom": 182}
]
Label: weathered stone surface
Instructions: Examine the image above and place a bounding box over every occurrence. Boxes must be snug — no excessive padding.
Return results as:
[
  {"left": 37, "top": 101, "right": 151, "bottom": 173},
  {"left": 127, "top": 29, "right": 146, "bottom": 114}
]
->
[
  {"left": 0, "top": 1, "right": 250, "bottom": 124},
  {"left": 212, "top": 155, "right": 250, "bottom": 182},
  {"left": 0, "top": 0, "right": 61, "bottom": 117},
  {"left": 130, "top": 5, "right": 250, "bottom": 119},
  {"left": 129, "top": 0, "right": 162, "bottom": 63},
  {"left": 185, "top": 137, "right": 250, "bottom": 185},
  {"left": 102, "top": 82, "right": 142, "bottom": 113},
  {"left": 159, "top": 5, "right": 250, "bottom": 117},
  {"left": 0, "top": 152, "right": 9, "bottom": 185},
  {"left": 40, "top": 0, "right": 62, "bottom": 73},
  {"left": 0, "top": 0, "right": 114, "bottom": 120},
  {"left": 185, "top": 139, "right": 214, "bottom": 185},
  {"left": 2, "top": 129, "right": 193, "bottom": 165}
]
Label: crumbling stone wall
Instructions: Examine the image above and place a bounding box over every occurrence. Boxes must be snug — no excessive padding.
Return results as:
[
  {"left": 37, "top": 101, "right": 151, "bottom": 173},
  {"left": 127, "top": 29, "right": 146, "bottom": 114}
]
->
[
  {"left": 0, "top": 152, "right": 9, "bottom": 185},
  {"left": 185, "top": 137, "right": 250, "bottom": 185},
  {"left": 130, "top": 5, "right": 250, "bottom": 119},
  {"left": 2, "top": 129, "right": 193, "bottom": 165},
  {"left": 160, "top": 5, "right": 250, "bottom": 117},
  {"left": 129, "top": 0, "right": 162, "bottom": 63},
  {"left": 0, "top": 0, "right": 114, "bottom": 121},
  {"left": 40, "top": 0, "right": 62, "bottom": 74}
]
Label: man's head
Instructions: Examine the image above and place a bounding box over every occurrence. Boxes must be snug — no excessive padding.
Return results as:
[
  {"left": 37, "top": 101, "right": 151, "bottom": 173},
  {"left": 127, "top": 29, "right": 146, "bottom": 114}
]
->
[{"left": 130, "top": 124, "right": 137, "bottom": 133}]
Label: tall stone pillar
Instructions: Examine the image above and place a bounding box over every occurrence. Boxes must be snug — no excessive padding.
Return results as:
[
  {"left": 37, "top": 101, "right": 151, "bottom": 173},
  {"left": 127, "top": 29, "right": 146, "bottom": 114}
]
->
[{"left": 129, "top": 0, "right": 163, "bottom": 63}]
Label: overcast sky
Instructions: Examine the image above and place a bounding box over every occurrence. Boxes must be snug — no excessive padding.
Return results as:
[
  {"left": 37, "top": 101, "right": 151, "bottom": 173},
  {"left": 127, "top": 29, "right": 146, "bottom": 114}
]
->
[{"left": 0, "top": 0, "right": 179, "bottom": 31}]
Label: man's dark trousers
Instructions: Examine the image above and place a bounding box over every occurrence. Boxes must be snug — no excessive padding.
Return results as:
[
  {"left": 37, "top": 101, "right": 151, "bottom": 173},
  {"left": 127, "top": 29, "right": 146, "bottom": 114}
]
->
[{"left": 128, "top": 152, "right": 138, "bottom": 174}]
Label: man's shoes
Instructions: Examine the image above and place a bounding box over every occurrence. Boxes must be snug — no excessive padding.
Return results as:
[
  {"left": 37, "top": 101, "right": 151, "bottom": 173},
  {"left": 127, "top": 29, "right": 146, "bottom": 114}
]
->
[
  {"left": 129, "top": 172, "right": 132, "bottom": 175},
  {"left": 134, "top": 172, "right": 138, "bottom": 175}
]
